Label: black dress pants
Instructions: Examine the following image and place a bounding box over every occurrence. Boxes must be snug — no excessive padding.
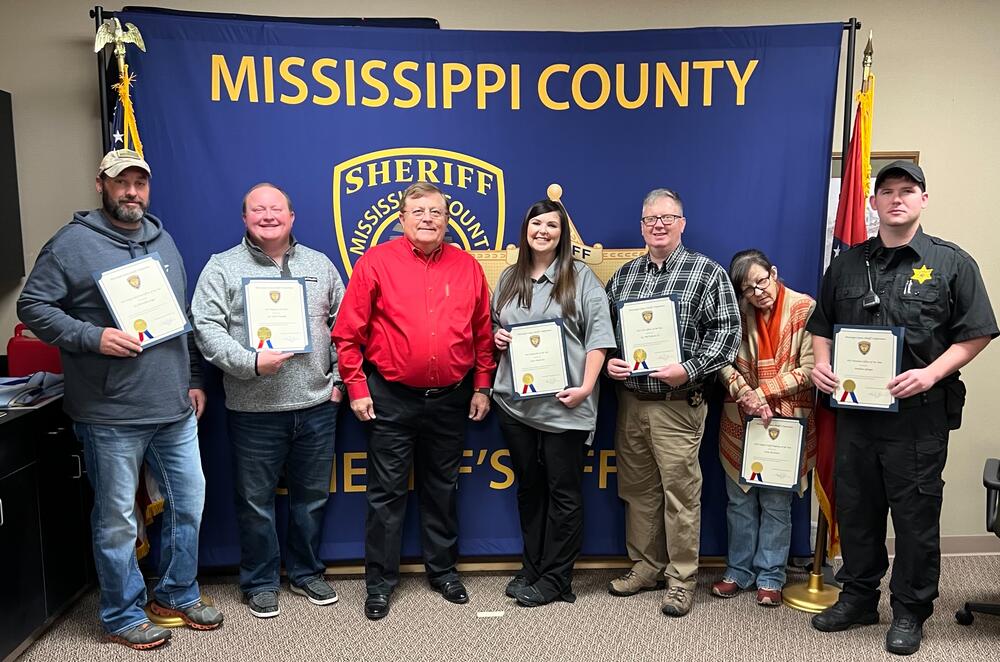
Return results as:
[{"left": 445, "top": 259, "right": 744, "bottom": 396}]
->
[
  {"left": 834, "top": 396, "right": 949, "bottom": 622},
  {"left": 495, "top": 406, "right": 589, "bottom": 601},
  {"left": 364, "top": 371, "right": 471, "bottom": 594}
]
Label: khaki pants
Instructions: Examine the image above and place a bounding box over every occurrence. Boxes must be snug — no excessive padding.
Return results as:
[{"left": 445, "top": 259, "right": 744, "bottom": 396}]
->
[{"left": 615, "top": 389, "right": 707, "bottom": 589}]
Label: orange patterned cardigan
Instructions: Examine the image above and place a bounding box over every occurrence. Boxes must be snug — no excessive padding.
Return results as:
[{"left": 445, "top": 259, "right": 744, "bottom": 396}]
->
[{"left": 718, "top": 285, "right": 817, "bottom": 495}]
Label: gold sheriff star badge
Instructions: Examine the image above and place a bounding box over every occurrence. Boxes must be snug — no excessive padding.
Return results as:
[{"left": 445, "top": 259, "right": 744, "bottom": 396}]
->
[{"left": 911, "top": 264, "right": 933, "bottom": 285}]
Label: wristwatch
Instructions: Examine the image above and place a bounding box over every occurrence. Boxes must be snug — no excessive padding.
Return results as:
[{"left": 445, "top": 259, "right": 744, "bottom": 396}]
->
[
  {"left": 475, "top": 387, "right": 493, "bottom": 397},
  {"left": 333, "top": 381, "right": 347, "bottom": 394}
]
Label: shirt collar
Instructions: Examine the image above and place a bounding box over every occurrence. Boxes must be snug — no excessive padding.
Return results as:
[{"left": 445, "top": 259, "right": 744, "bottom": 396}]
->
[
  {"left": 406, "top": 238, "right": 444, "bottom": 262},
  {"left": 243, "top": 233, "right": 297, "bottom": 260},
  {"left": 907, "top": 226, "right": 931, "bottom": 259},
  {"left": 644, "top": 243, "right": 685, "bottom": 273},
  {"left": 537, "top": 258, "right": 560, "bottom": 284},
  {"left": 872, "top": 226, "right": 928, "bottom": 260}
]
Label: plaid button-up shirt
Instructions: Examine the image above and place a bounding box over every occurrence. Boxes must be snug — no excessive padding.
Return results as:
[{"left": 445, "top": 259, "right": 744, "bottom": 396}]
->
[{"left": 606, "top": 245, "right": 741, "bottom": 394}]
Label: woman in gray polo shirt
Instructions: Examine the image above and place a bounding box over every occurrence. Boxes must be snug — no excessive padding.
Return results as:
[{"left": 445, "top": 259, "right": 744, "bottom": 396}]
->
[{"left": 492, "top": 199, "right": 616, "bottom": 607}]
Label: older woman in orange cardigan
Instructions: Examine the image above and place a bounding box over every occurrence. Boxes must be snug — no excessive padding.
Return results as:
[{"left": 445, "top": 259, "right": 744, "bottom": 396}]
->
[{"left": 712, "top": 249, "right": 817, "bottom": 607}]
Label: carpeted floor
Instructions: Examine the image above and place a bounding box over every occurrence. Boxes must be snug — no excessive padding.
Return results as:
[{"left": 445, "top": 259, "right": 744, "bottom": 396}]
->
[{"left": 18, "top": 555, "right": 1000, "bottom": 661}]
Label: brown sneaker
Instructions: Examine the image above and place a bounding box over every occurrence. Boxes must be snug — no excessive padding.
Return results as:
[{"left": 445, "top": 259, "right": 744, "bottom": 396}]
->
[
  {"left": 660, "top": 585, "right": 694, "bottom": 617},
  {"left": 756, "top": 587, "right": 782, "bottom": 607},
  {"left": 711, "top": 578, "right": 741, "bottom": 598},
  {"left": 607, "top": 570, "right": 665, "bottom": 597}
]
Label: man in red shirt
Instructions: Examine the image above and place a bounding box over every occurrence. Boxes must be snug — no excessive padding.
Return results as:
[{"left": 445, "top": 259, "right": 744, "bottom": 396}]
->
[{"left": 332, "top": 182, "right": 495, "bottom": 620}]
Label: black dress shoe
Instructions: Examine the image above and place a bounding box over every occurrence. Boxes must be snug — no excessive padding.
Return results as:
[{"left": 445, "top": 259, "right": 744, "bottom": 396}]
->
[
  {"left": 811, "top": 601, "right": 879, "bottom": 632},
  {"left": 885, "top": 617, "right": 923, "bottom": 656},
  {"left": 505, "top": 575, "right": 529, "bottom": 599},
  {"left": 513, "top": 584, "right": 550, "bottom": 608},
  {"left": 364, "top": 593, "right": 390, "bottom": 620},
  {"left": 435, "top": 580, "right": 469, "bottom": 604}
]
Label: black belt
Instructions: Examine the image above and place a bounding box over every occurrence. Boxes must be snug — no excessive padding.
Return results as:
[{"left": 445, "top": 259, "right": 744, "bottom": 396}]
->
[
  {"left": 631, "top": 385, "right": 704, "bottom": 403},
  {"left": 366, "top": 363, "right": 465, "bottom": 398},
  {"left": 898, "top": 386, "right": 946, "bottom": 409},
  {"left": 392, "top": 380, "right": 464, "bottom": 398}
]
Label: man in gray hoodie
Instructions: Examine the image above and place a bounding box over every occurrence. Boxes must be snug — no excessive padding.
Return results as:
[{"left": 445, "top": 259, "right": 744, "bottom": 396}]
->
[
  {"left": 191, "top": 182, "right": 345, "bottom": 619},
  {"left": 17, "top": 149, "right": 222, "bottom": 650}
]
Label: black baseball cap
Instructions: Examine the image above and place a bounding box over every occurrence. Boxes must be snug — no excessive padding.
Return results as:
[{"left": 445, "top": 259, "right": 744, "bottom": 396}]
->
[{"left": 874, "top": 160, "right": 926, "bottom": 192}]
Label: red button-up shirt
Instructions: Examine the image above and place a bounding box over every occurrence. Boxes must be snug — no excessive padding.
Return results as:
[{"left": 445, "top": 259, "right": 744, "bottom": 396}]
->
[{"left": 332, "top": 238, "right": 496, "bottom": 400}]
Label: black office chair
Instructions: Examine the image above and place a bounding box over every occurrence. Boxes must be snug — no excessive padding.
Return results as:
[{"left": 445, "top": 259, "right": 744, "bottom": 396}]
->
[{"left": 955, "top": 458, "right": 1000, "bottom": 625}]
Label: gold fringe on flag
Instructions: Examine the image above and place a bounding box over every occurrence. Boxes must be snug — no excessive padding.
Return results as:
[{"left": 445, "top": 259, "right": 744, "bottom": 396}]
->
[
  {"left": 857, "top": 75, "right": 875, "bottom": 197},
  {"left": 113, "top": 64, "right": 144, "bottom": 157}
]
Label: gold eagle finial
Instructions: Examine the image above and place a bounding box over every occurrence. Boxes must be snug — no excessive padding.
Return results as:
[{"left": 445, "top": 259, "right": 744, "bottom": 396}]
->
[{"left": 94, "top": 18, "right": 146, "bottom": 73}]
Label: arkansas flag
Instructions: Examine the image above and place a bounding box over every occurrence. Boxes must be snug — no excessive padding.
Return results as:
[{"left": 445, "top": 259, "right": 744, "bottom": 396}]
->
[{"left": 817, "top": 70, "right": 874, "bottom": 556}]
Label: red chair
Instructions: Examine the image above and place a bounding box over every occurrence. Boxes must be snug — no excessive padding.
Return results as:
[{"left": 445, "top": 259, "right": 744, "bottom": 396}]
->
[{"left": 6, "top": 324, "right": 62, "bottom": 376}]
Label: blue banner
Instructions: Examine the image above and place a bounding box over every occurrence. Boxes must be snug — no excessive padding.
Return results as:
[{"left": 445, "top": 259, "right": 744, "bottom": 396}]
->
[{"left": 119, "top": 9, "right": 842, "bottom": 566}]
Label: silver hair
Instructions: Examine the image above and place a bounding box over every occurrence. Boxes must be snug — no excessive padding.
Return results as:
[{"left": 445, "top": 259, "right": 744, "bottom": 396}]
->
[{"left": 641, "top": 188, "right": 684, "bottom": 215}]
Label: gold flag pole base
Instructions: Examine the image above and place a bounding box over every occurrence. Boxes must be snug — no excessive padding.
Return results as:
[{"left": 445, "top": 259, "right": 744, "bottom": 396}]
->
[
  {"left": 785, "top": 511, "right": 841, "bottom": 613},
  {"left": 783, "top": 571, "right": 841, "bottom": 613}
]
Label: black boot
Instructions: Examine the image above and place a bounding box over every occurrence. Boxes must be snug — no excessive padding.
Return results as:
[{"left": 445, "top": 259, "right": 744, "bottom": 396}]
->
[
  {"left": 885, "top": 617, "right": 923, "bottom": 656},
  {"left": 811, "top": 601, "right": 879, "bottom": 632}
]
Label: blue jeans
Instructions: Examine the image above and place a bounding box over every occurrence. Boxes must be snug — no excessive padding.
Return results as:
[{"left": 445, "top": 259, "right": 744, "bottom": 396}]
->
[
  {"left": 228, "top": 400, "right": 338, "bottom": 596},
  {"left": 723, "top": 475, "right": 793, "bottom": 590},
  {"left": 74, "top": 412, "right": 206, "bottom": 635}
]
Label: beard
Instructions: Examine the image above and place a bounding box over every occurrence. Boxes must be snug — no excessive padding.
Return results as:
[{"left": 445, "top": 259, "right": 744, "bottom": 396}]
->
[{"left": 102, "top": 189, "right": 147, "bottom": 224}]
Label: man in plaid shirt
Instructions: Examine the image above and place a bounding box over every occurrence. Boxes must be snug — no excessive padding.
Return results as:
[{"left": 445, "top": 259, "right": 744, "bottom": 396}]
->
[{"left": 605, "top": 188, "right": 741, "bottom": 617}]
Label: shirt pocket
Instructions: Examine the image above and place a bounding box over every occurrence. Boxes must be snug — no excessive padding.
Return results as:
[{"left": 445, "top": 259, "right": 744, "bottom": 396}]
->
[
  {"left": 899, "top": 281, "right": 942, "bottom": 331},
  {"left": 443, "top": 279, "right": 476, "bottom": 321},
  {"left": 833, "top": 283, "right": 867, "bottom": 321}
]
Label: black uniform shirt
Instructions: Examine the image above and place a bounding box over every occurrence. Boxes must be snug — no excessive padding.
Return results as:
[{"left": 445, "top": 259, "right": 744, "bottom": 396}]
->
[{"left": 808, "top": 227, "right": 998, "bottom": 373}]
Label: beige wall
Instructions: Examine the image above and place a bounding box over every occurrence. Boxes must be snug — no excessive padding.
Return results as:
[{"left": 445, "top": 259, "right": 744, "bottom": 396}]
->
[{"left": 1, "top": 0, "right": 998, "bottom": 538}]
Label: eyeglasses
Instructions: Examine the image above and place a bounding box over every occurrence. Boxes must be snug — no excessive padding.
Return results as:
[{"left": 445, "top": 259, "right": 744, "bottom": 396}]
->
[
  {"left": 741, "top": 276, "right": 771, "bottom": 298},
  {"left": 640, "top": 214, "right": 683, "bottom": 227},
  {"left": 403, "top": 207, "right": 446, "bottom": 220}
]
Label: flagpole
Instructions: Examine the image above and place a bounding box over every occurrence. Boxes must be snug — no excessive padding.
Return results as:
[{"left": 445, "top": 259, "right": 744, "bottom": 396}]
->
[
  {"left": 785, "top": 16, "right": 861, "bottom": 614},
  {"left": 90, "top": 6, "right": 111, "bottom": 152},
  {"left": 841, "top": 18, "right": 858, "bottom": 161}
]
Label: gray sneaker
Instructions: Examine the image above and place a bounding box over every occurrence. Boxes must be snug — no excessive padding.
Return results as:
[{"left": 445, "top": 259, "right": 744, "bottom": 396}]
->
[
  {"left": 247, "top": 590, "right": 280, "bottom": 618},
  {"left": 661, "top": 585, "right": 694, "bottom": 617},
  {"left": 150, "top": 599, "right": 223, "bottom": 630},
  {"left": 108, "top": 622, "right": 171, "bottom": 650},
  {"left": 290, "top": 576, "right": 339, "bottom": 606}
]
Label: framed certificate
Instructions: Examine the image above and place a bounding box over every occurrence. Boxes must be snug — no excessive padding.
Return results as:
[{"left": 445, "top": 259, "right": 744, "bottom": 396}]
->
[
  {"left": 739, "top": 416, "right": 806, "bottom": 492},
  {"left": 617, "top": 296, "right": 683, "bottom": 376},
  {"left": 243, "top": 277, "right": 313, "bottom": 353},
  {"left": 93, "top": 252, "right": 191, "bottom": 349},
  {"left": 830, "top": 324, "right": 904, "bottom": 412},
  {"left": 506, "top": 319, "right": 569, "bottom": 400}
]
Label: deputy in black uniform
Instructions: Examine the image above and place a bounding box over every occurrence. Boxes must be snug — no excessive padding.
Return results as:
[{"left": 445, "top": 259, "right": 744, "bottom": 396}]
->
[{"left": 807, "top": 161, "right": 997, "bottom": 656}]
